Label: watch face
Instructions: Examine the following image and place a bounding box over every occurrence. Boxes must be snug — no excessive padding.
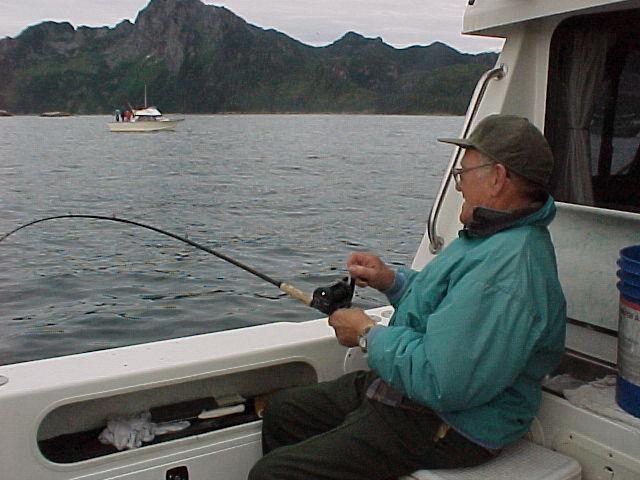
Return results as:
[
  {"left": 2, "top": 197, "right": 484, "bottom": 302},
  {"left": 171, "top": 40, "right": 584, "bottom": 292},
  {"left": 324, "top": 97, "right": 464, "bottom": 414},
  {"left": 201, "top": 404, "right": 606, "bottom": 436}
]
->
[{"left": 358, "top": 335, "right": 367, "bottom": 349}]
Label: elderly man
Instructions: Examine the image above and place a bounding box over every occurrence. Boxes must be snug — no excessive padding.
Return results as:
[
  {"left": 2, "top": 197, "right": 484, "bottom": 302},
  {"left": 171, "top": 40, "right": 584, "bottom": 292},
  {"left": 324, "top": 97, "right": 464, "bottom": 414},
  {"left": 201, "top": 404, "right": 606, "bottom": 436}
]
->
[{"left": 249, "top": 115, "right": 566, "bottom": 480}]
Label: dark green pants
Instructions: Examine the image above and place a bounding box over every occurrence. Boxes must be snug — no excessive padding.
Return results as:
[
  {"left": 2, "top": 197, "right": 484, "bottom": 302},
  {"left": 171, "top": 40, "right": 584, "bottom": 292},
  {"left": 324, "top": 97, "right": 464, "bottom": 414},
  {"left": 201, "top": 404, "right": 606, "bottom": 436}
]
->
[{"left": 248, "top": 371, "right": 494, "bottom": 480}]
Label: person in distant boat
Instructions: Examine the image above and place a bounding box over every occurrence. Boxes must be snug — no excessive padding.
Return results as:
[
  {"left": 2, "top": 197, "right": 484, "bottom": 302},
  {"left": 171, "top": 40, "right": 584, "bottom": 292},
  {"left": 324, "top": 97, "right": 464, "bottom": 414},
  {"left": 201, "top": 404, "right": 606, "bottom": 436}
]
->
[
  {"left": 114, "top": 109, "right": 121, "bottom": 122},
  {"left": 249, "top": 115, "right": 566, "bottom": 480}
]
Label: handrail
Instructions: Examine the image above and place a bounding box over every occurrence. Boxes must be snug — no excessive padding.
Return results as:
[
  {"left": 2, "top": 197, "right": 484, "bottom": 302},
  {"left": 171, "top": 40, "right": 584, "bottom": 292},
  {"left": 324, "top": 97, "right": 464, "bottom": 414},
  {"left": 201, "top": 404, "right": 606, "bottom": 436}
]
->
[{"left": 427, "top": 64, "right": 506, "bottom": 254}]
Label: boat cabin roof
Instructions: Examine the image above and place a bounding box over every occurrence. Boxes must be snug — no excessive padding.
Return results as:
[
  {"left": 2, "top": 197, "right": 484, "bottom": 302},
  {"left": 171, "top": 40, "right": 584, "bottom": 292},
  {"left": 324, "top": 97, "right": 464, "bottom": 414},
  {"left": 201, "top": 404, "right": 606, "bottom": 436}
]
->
[
  {"left": 133, "top": 107, "right": 162, "bottom": 117},
  {"left": 463, "top": 0, "right": 638, "bottom": 36}
]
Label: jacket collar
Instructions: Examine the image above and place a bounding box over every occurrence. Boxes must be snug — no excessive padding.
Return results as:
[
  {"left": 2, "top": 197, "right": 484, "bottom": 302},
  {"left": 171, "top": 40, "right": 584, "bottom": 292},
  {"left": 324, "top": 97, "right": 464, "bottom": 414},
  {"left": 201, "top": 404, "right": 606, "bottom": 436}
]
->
[{"left": 461, "top": 195, "right": 556, "bottom": 238}]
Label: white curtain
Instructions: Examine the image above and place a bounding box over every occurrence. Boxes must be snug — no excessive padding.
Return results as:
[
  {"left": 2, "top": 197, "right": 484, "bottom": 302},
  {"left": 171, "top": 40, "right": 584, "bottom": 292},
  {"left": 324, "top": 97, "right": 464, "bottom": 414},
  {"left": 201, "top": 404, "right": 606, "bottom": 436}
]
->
[{"left": 555, "top": 30, "right": 613, "bottom": 204}]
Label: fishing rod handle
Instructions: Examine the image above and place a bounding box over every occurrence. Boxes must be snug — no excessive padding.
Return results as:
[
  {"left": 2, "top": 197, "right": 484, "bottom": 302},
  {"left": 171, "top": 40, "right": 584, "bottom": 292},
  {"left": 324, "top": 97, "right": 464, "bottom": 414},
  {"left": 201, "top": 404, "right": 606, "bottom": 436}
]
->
[{"left": 280, "top": 282, "right": 312, "bottom": 306}]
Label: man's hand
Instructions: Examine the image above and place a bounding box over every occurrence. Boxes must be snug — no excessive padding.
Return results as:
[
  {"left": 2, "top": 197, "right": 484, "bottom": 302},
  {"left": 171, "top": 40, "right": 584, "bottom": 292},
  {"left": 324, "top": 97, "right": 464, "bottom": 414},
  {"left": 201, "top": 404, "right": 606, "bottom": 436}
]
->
[
  {"left": 328, "top": 308, "right": 375, "bottom": 347},
  {"left": 347, "top": 252, "right": 395, "bottom": 291}
]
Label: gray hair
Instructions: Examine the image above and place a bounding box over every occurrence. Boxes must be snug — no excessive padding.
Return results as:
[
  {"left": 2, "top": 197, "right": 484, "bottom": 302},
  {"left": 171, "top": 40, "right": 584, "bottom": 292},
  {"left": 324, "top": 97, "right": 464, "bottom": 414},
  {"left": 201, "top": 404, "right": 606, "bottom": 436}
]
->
[{"left": 476, "top": 151, "right": 548, "bottom": 202}]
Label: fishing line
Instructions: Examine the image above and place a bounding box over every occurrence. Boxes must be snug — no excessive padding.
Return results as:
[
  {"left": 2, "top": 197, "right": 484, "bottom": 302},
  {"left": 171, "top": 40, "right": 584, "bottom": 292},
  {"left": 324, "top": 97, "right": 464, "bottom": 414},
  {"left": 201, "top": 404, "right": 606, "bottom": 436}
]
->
[{"left": 0, "top": 214, "right": 354, "bottom": 315}]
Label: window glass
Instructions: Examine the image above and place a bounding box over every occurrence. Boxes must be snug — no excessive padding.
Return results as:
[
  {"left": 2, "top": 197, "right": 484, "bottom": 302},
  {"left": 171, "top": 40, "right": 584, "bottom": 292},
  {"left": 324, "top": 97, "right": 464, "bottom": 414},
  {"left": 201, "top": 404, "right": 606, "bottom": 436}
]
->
[{"left": 546, "top": 11, "right": 640, "bottom": 213}]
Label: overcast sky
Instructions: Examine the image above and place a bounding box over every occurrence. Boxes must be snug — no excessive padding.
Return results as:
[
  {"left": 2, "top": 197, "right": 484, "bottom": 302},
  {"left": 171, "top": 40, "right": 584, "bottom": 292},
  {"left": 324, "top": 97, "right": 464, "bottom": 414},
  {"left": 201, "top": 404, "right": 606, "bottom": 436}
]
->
[{"left": 0, "top": 1, "right": 503, "bottom": 53}]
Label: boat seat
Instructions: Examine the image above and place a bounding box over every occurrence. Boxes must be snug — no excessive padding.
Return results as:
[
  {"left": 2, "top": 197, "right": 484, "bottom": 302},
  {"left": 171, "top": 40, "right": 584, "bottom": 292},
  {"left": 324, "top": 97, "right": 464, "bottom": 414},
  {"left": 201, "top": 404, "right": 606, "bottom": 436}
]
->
[{"left": 401, "top": 439, "right": 581, "bottom": 480}]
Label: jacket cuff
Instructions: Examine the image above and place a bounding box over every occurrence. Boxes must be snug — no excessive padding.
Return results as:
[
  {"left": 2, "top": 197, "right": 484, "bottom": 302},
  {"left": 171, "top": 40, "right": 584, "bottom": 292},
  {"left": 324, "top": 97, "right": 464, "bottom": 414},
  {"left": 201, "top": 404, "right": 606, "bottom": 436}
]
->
[
  {"left": 381, "top": 270, "right": 406, "bottom": 303},
  {"left": 365, "top": 324, "right": 385, "bottom": 354}
]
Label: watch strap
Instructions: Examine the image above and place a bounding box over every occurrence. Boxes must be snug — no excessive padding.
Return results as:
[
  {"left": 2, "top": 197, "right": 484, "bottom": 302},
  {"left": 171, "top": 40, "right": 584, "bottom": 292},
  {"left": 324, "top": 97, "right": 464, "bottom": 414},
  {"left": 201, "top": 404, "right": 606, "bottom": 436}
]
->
[{"left": 358, "top": 324, "right": 374, "bottom": 353}]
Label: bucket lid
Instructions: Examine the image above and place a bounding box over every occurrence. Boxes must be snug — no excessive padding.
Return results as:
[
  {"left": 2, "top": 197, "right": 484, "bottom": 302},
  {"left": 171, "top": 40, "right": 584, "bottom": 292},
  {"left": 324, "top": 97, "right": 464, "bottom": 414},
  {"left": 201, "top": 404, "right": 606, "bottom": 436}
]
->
[
  {"left": 618, "top": 280, "right": 640, "bottom": 304},
  {"left": 618, "top": 256, "right": 640, "bottom": 276},
  {"left": 617, "top": 269, "right": 640, "bottom": 287},
  {"left": 620, "top": 245, "right": 640, "bottom": 264}
]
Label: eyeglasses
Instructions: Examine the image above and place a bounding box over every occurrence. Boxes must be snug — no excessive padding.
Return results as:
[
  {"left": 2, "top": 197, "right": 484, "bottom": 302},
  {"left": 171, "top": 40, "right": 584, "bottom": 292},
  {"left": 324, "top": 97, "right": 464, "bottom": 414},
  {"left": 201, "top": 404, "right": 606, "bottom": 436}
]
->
[{"left": 451, "top": 163, "right": 495, "bottom": 186}]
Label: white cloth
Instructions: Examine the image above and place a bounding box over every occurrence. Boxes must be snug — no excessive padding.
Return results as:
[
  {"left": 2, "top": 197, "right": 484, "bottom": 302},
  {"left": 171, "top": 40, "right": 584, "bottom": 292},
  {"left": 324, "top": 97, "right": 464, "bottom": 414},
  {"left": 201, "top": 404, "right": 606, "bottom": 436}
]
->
[
  {"left": 552, "top": 28, "right": 614, "bottom": 204},
  {"left": 98, "top": 411, "right": 190, "bottom": 450},
  {"left": 542, "top": 373, "right": 585, "bottom": 392},
  {"left": 563, "top": 374, "right": 640, "bottom": 430}
]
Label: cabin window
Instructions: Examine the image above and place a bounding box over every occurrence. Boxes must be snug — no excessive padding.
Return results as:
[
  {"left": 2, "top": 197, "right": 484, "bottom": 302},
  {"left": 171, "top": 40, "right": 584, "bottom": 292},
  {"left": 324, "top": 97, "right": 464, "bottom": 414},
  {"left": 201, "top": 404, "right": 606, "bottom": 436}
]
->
[{"left": 545, "top": 10, "right": 640, "bottom": 213}]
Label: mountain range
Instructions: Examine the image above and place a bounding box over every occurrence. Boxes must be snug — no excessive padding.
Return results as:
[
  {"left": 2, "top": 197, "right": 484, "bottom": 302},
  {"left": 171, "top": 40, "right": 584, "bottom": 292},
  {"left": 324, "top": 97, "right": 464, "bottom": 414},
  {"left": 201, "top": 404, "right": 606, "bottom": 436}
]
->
[{"left": 0, "top": 0, "right": 498, "bottom": 115}]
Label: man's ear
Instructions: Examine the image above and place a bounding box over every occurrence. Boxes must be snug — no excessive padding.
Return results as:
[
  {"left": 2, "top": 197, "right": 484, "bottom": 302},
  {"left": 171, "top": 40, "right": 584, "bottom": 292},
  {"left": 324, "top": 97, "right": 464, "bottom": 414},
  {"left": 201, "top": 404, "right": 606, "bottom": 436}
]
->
[{"left": 489, "top": 163, "right": 509, "bottom": 196}]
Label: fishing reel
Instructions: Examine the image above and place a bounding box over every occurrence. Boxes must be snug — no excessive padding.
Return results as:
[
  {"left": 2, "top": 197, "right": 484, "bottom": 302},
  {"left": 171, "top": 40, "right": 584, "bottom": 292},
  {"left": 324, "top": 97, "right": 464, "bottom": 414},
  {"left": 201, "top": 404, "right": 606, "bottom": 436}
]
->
[{"left": 310, "top": 276, "right": 355, "bottom": 315}]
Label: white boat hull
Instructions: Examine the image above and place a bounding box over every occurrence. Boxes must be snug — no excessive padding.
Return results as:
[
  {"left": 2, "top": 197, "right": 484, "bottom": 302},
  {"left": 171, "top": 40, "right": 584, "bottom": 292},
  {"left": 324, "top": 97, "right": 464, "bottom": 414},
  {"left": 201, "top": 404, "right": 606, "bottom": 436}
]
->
[
  {"left": 108, "top": 120, "right": 179, "bottom": 132},
  {"left": 0, "top": 305, "right": 385, "bottom": 479}
]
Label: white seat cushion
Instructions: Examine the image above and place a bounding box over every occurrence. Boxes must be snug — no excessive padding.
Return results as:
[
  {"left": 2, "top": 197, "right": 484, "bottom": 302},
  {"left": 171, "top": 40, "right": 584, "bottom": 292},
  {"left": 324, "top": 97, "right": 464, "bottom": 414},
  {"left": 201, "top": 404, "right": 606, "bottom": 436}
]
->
[{"left": 403, "top": 440, "right": 581, "bottom": 480}]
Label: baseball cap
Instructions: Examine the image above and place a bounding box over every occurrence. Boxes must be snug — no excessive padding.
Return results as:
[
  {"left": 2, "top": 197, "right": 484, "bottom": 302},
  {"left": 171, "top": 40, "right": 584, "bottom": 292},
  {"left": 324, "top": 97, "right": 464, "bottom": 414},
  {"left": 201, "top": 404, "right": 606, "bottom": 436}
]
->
[{"left": 438, "top": 114, "right": 554, "bottom": 188}]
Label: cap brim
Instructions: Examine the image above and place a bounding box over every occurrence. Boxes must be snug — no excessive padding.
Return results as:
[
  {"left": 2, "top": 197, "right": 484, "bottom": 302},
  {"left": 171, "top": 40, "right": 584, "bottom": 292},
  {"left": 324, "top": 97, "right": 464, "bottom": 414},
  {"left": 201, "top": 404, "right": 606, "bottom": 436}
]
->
[{"left": 437, "top": 137, "right": 475, "bottom": 149}]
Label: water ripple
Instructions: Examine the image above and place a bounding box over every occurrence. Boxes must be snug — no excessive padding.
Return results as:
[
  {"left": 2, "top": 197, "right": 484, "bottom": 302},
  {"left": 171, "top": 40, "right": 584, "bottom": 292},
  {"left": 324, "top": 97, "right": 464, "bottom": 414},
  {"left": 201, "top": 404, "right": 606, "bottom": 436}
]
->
[{"left": 0, "top": 114, "right": 460, "bottom": 365}]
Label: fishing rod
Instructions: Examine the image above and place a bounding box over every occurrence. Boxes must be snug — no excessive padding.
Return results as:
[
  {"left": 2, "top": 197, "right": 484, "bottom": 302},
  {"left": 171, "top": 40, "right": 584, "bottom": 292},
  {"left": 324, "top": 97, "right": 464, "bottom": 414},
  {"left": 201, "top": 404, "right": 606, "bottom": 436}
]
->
[{"left": 0, "top": 214, "right": 355, "bottom": 315}]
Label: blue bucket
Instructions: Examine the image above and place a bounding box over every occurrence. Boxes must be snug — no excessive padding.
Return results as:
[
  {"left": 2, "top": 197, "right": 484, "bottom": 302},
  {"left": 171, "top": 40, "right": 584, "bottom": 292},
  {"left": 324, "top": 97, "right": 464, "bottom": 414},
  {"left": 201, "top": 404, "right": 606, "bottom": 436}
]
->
[{"left": 616, "top": 245, "right": 640, "bottom": 418}]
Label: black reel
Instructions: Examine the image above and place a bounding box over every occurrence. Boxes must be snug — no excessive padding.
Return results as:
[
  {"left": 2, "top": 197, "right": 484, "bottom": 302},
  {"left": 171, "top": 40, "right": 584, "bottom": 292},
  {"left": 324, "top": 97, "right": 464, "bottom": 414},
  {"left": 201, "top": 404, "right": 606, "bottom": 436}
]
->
[{"left": 310, "top": 276, "right": 356, "bottom": 315}]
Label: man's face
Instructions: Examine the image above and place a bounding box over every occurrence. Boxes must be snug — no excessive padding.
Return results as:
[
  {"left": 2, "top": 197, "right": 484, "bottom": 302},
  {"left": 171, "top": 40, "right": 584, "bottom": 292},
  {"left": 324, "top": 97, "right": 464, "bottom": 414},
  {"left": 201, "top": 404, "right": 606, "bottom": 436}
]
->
[{"left": 455, "top": 149, "right": 495, "bottom": 224}]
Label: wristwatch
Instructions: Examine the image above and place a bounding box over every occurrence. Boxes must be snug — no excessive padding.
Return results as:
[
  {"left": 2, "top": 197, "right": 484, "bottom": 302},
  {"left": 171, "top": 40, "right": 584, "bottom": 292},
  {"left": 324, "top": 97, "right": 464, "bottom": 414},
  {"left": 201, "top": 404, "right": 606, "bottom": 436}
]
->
[{"left": 358, "top": 324, "right": 374, "bottom": 353}]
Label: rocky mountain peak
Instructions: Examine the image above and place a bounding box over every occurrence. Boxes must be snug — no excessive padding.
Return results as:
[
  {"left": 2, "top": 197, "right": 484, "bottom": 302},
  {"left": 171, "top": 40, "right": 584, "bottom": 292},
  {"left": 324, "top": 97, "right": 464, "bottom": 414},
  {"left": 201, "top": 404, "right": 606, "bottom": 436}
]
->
[
  {"left": 135, "top": 0, "right": 208, "bottom": 26},
  {"left": 105, "top": 0, "right": 250, "bottom": 73},
  {"left": 334, "top": 31, "right": 383, "bottom": 45}
]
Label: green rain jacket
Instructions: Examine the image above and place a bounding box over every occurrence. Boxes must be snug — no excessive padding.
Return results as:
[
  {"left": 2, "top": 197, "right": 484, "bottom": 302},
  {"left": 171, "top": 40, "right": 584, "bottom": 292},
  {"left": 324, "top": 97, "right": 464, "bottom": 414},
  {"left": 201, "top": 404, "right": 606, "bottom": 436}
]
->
[{"left": 367, "top": 196, "right": 566, "bottom": 448}]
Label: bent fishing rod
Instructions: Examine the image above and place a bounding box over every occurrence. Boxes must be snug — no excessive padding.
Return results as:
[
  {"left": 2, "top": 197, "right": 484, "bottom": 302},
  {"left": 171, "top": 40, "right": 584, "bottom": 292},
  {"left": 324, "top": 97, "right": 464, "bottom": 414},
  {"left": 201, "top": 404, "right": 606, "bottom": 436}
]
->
[{"left": 0, "top": 214, "right": 354, "bottom": 315}]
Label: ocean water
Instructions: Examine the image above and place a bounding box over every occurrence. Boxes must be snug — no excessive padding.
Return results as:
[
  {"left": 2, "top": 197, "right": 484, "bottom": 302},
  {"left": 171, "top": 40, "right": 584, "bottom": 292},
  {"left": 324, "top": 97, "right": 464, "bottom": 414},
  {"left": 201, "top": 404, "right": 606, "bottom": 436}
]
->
[{"left": 0, "top": 114, "right": 461, "bottom": 365}]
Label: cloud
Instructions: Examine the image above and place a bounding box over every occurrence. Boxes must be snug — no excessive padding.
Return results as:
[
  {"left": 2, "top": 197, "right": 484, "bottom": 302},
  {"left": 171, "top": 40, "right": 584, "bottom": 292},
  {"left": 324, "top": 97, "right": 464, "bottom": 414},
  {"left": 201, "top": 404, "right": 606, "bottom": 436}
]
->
[
  {"left": 208, "top": 0, "right": 502, "bottom": 52},
  {"left": 0, "top": 0, "right": 149, "bottom": 37}
]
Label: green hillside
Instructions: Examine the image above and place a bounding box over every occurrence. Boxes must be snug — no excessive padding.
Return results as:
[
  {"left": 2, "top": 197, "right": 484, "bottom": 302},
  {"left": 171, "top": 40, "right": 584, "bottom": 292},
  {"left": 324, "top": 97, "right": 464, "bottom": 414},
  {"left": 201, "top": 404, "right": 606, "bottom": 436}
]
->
[{"left": 0, "top": 0, "right": 498, "bottom": 115}]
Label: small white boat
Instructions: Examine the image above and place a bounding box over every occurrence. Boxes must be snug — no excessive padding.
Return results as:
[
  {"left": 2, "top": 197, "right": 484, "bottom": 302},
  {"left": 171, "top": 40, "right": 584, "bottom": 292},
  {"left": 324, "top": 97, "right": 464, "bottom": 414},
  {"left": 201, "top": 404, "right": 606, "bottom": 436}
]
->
[{"left": 108, "top": 107, "right": 182, "bottom": 132}]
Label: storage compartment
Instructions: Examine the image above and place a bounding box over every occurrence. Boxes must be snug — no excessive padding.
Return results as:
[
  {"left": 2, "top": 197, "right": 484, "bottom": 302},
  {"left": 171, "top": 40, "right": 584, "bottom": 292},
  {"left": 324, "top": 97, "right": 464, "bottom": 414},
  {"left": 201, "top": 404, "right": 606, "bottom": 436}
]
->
[
  {"left": 37, "top": 361, "right": 317, "bottom": 463},
  {"left": 552, "top": 349, "right": 616, "bottom": 386}
]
